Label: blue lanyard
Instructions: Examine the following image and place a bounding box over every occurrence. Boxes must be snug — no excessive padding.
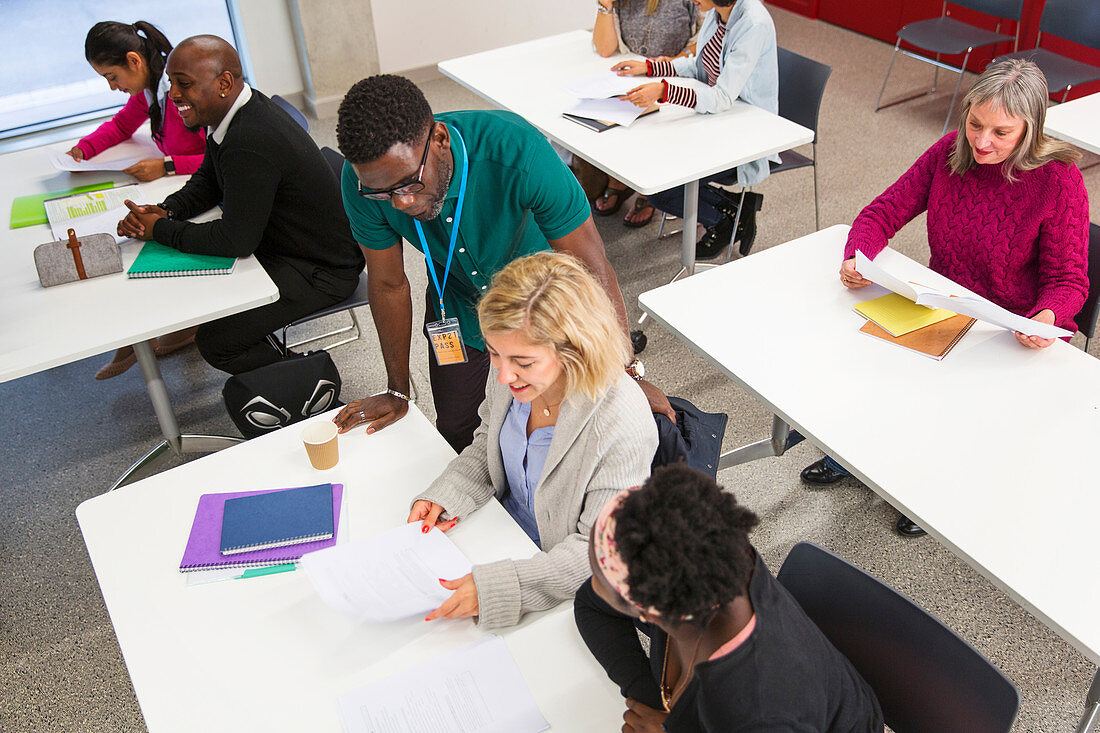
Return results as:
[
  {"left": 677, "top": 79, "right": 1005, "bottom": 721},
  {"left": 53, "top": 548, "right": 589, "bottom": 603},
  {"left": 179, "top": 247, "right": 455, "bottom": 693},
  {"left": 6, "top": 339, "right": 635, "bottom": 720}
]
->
[{"left": 413, "top": 126, "right": 468, "bottom": 322}]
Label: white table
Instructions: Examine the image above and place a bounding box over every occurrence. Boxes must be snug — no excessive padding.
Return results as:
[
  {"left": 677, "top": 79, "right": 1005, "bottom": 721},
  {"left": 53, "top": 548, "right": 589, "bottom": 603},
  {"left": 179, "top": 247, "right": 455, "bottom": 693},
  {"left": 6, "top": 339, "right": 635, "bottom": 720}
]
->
[
  {"left": 0, "top": 135, "right": 279, "bottom": 487},
  {"left": 76, "top": 405, "right": 624, "bottom": 732},
  {"left": 1045, "top": 93, "right": 1100, "bottom": 156},
  {"left": 639, "top": 225, "right": 1100, "bottom": 731},
  {"left": 438, "top": 30, "right": 814, "bottom": 279}
]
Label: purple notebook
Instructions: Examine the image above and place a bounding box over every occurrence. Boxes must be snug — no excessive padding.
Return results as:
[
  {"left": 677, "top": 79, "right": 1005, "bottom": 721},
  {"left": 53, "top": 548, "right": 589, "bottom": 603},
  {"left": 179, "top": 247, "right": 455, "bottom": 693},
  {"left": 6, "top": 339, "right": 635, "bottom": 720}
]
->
[{"left": 179, "top": 484, "right": 344, "bottom": 572}]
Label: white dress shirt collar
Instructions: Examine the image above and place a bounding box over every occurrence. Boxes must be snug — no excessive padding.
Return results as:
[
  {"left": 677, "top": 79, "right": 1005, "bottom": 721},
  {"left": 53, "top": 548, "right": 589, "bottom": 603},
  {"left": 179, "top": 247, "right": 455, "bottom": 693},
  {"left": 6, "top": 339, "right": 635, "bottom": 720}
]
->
[{"left": 209, "top": 83, "right": 253, "bottom": 144}]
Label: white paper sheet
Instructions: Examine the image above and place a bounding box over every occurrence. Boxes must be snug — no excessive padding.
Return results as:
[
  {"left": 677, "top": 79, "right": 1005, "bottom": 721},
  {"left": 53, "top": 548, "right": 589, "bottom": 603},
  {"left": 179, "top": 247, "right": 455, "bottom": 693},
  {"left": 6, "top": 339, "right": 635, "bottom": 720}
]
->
[
  {"left": 854, "top": 251, "right": 1071, "bottom": 339},
  {"left": 301, "top": 521, "right": 472, "bottom": 622},
  {"left": 560, "top": 71, "right": 640, "bottom": 99},
  {"left": 336, "top": 635, "right": 549, "bottom": 733},
  {"left": 46, "top": 148, "right": 138, "bottom": 172},
  {"left": 563, "top": 97, "right": 649, "bottom": 127}
]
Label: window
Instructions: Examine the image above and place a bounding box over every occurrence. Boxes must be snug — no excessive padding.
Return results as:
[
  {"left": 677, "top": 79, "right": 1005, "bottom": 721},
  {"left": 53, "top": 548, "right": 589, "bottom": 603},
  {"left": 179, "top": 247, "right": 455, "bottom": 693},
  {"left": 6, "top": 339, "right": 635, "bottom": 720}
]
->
[{"left": 0, "top": 1, "right": 238, "bottom": 138}]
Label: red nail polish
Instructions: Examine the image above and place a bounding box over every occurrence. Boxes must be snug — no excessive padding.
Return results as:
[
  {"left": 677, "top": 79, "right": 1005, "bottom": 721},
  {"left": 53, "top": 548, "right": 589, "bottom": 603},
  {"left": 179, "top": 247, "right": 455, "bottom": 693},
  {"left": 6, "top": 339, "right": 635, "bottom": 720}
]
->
[
  {"left": 421, "top": 524, "right": 430, "bottom": 534},
  {"left": 438, "top": 578, "right": 447, "bottom": 584},
  {"left": 424, "top": 616, "right": 431, "bottom": 622}
]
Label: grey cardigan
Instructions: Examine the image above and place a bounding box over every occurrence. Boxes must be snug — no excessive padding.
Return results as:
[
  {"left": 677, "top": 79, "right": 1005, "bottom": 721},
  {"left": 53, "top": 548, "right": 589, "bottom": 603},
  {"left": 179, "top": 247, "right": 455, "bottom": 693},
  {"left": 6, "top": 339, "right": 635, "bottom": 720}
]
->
[{"left": 416, "top": 372, "right": 658, "bottom": 628}]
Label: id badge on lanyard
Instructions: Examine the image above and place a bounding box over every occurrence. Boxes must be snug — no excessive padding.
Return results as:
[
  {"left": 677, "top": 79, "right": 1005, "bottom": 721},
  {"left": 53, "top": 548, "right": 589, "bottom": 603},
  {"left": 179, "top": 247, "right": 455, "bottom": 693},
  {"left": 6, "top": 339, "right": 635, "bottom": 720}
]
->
[
  {"left": 426, "top": 318, "right": 467, "bottom": 365},
  {"left": 415, "top": 126, "right": 470, "bottom": 366}
]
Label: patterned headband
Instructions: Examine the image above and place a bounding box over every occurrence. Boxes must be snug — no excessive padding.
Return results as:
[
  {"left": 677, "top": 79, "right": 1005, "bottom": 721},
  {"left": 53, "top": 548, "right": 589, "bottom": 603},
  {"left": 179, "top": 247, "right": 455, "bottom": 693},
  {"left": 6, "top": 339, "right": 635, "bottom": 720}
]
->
[{"left": 592, "top": 488, "right": 661, "bottom": 617}]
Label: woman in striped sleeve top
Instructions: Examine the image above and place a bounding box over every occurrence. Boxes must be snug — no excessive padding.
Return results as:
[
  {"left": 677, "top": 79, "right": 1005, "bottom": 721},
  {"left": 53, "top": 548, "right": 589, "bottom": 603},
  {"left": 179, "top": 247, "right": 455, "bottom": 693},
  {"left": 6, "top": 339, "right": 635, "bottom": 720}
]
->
[{"left": 612, "top": 0, "right": 779, "bottom": 260}]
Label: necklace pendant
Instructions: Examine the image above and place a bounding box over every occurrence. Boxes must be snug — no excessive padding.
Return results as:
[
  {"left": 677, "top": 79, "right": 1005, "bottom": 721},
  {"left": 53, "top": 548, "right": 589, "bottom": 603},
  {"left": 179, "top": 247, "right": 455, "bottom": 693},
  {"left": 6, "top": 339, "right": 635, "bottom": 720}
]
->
[{"left": 542, "top": 407, "right": 551, "bottom": 417}]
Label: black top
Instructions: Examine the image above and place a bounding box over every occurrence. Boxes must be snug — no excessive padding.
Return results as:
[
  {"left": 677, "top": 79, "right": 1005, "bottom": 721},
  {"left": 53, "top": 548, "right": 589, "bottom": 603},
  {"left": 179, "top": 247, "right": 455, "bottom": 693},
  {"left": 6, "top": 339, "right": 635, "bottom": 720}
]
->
[
  {"left": 574, "top": 551, "right": 884, "bottom": 732},
  {"left": 153, "top": 90, "right": 363, "bottom": 288}
]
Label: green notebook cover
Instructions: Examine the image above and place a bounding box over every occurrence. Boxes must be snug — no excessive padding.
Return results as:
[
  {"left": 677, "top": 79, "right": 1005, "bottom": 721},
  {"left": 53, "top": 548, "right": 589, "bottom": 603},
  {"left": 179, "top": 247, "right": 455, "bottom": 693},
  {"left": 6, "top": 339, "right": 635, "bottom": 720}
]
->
[
  {"left": 11, "top": 182, "right": 116, "bottom": 228},
  {"left": 127, "top": 241, "right": 236, "bottom": 279}
]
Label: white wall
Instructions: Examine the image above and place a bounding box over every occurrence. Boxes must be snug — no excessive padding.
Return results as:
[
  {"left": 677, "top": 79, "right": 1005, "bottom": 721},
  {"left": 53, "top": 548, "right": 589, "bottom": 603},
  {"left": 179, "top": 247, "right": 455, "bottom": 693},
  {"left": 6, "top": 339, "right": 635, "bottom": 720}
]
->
[
  {"left": 234, "top": 0, "right": 306, "bottom": 99},
  {"left": 368, "top": 0, "right": 591, "bottom": 73}
]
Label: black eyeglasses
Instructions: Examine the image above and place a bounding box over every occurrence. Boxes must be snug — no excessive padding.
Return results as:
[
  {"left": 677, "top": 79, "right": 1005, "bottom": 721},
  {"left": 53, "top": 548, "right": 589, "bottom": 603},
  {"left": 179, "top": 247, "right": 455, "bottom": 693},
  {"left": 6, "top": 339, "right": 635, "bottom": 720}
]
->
[{"left": 356, "top": 129, "right": 433, "bottom": 200}]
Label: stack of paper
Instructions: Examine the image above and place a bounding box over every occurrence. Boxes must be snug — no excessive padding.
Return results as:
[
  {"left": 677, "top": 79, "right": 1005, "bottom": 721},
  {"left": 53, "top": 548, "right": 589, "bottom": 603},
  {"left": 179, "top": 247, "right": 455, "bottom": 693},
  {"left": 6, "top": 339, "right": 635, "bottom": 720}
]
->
[
  {"left": 854, "top": 251, "right": 1071, "bottom": 339},
  {"left": 561, "top": 71, "right": 656, "bottom": 130},
  {"left": 301, "top": 521, "right": 472, "bottom": 623},
  {"left": 43, "top": 184, "right": 141, "bottom": 245},
  {"left": 336, "top": 636, "right": 549, "bottom": 733}
]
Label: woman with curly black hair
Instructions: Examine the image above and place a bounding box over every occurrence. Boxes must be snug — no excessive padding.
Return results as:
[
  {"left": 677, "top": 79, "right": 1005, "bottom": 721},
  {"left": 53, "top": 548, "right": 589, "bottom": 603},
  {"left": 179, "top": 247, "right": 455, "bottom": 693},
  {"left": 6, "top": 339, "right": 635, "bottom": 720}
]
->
[{"left": 575, "top": 464, "right": 883, "bottom": 732}]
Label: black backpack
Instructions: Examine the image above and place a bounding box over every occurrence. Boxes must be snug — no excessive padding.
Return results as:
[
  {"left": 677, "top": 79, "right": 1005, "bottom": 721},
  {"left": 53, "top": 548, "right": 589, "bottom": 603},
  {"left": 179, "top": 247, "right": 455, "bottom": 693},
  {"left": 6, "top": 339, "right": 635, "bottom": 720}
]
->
[{"left": 222, "top": 351, "right": 343, "bottom": 438}]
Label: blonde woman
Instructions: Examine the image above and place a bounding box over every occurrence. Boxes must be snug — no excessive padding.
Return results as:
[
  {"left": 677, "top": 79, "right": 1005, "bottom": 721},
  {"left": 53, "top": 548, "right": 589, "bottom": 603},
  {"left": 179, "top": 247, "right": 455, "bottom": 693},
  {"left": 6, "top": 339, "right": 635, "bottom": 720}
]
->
[
  {"left": 805, "top": 60, "right": 1089, "bottom": 537},
  {"left": 589, "top": 0, "right": 700, "bottom": 227},
  {"left": 408, "top": 252, "right": 658, "bottom": 628}
]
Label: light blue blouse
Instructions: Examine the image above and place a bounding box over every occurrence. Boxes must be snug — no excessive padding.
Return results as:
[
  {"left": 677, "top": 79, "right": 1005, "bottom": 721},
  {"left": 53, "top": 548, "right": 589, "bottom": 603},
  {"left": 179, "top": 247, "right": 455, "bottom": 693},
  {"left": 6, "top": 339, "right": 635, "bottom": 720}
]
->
[
  {"left": 670, "top": 0, "right": 780, "bottom": 185},
  {"left": 498, "top": 399, "right": 555, "bottom": 548}
]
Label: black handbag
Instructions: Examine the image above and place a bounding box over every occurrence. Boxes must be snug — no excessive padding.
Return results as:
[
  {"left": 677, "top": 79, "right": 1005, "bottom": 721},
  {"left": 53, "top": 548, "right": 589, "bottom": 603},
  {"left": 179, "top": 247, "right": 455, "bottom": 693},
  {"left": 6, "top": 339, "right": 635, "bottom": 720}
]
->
[{"left": 222, "top": 351, "right": 343, "bottom": 439}]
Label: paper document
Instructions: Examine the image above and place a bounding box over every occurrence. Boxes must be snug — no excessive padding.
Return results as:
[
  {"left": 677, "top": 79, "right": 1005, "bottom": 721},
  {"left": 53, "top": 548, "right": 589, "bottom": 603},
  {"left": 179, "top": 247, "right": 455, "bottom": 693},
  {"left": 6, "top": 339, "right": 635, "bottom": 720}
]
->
[
  {"left": 46, "top": 148, "right": 138, "bottom": 172},
  {"left": 854, "top": 251, "right": 1071, "bottom": 339},
  {"left": 561, "top": 71, "right": 640, "bottom": 99},
  {"left": 44, "top": 185, "right": 142, "bottom": 245},
  {"left": 563, "top": 97, "right": 650, "bottom": 127},
  {"left": 336, "top": 635, "right": 549, "bottom": 733},
  {"left": 301, "top": 521, "right": 472, "bottom": 622}
]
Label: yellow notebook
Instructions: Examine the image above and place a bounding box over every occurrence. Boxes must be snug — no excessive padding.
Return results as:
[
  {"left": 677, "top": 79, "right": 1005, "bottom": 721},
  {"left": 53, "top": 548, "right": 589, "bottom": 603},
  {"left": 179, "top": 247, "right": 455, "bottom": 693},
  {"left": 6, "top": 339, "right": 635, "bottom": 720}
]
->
[{"left": 854, "top": 293, "right": 955, "bottom": 337}]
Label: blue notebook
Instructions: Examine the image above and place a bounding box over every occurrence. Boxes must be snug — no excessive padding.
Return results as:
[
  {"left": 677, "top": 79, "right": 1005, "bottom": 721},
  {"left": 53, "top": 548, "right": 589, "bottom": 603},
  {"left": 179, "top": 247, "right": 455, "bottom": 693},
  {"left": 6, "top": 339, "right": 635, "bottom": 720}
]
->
[{"left": 220, "top": 483, "right": 335, "bottom": 555}]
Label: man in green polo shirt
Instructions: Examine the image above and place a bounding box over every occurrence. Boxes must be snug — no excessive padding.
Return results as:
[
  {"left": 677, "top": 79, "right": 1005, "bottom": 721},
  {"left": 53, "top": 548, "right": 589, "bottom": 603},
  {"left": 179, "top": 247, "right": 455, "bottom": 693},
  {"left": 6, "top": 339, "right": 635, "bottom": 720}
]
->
[{"left": 331, "top": 74, "right": 670, "bottom": 451}]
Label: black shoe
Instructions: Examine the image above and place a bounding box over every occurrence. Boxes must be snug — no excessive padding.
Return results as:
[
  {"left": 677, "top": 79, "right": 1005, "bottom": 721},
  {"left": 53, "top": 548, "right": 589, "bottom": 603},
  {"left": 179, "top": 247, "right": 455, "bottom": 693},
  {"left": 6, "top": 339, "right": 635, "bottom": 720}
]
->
[
  {"left": 896, "top": 515, "right": 927, "bottom": 537},
  {"left": 736, "top": 192, "right": 763, "bottom": 256},
  {"left": 800, "top": 458, "right": 848, "bottom": 485},
  {"left": 711, "top": 189, "right": 764, "bottom": 257},
  {"left": 696, "top": 215, "right": 735, "bottom": 260}
]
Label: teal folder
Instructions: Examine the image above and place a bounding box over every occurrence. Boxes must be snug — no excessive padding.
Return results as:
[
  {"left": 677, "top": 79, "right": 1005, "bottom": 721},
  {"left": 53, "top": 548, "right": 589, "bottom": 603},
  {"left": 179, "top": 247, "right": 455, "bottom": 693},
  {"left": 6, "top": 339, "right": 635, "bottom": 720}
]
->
[{"left": 126, "top": 241, "right": 236, "bottom": 279}]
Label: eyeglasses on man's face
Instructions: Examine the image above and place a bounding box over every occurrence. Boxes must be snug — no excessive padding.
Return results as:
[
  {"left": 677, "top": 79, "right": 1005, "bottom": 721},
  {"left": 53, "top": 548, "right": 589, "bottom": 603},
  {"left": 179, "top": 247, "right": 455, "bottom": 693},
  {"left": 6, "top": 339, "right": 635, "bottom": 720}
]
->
[{"left": 357, "top": 129, "right": 433, "bottom": 200}]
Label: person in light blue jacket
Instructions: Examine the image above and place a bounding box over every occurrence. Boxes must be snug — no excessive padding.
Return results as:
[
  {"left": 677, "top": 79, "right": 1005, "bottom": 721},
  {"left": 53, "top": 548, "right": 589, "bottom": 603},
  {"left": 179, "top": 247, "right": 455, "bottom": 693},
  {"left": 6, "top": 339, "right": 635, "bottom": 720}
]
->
[{"left": 613, "top": 0, "right": 779, "bottom": 259}]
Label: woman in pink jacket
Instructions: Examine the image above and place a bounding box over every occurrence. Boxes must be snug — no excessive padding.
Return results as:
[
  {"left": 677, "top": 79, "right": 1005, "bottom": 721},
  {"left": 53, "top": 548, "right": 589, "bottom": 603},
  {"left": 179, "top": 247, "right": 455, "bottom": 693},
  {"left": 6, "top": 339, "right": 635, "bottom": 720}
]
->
[{"left": 70, "top": 21, "right": 207, "bottom": 379}]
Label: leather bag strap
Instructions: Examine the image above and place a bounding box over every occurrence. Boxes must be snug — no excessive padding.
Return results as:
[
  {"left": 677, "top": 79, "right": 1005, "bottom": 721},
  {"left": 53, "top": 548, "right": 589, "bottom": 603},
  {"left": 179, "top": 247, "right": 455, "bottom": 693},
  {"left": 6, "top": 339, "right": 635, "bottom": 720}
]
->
[{"left": 66, "top": 228, "right": 88, "bottom": 280}]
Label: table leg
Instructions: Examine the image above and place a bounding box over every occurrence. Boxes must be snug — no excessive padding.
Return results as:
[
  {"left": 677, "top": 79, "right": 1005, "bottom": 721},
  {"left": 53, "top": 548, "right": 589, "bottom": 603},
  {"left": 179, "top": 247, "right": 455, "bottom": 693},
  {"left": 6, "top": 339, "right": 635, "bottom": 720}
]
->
[
  {"left": 108, "top": 340, "right": 242, "bottom": 491},
  {"left": 681, "top": 179, "right": 699, "bottom": 277},
  {"left": 638, "top": 180, "right": 701, "bottom": 327},
  {"left": 717, "top": 414, "right": 805, "bottom": 469},
  {"left": 1076, "top": 669, "right": 1100, "bottom": 733}
]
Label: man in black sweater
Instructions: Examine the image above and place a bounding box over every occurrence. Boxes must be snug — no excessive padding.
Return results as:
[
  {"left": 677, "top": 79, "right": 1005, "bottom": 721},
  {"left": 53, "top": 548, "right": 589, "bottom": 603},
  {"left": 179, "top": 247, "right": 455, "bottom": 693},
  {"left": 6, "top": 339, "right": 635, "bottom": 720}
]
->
[{"left": 118, "top": 35, "right": 363, "bottom": 374}]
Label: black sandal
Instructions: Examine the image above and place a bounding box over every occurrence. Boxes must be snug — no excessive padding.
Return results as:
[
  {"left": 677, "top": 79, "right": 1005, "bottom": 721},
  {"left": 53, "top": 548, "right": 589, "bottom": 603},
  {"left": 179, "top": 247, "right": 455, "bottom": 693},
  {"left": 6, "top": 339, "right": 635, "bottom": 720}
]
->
[
  {"left": 594, "top": 186, "right": 629, "bottom": 216},
  {"left": 623, "top": 195, "right": 655, "bottom": 228}
]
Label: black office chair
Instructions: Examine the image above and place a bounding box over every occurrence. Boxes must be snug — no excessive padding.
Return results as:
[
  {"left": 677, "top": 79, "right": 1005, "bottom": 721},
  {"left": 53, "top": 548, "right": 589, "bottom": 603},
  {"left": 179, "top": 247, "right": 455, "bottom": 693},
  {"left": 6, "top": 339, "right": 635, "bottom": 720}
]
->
[
  {"left": 994, "top": 0, "right": 1100, "bottom": 102},
  {"left": 277, "top": 146, "right": 369, "bottom": 353},
  {"left": 875, "top": 0, "right": 1025, "bottom": 134},
  {"left": 272, "top": 94, "right": 310, "bottom": 132},
  {"left": 1076, "top": 223, "right": 1100, "bottom": 352},
  {"left": 776, "top": 542, "right": 1020, "bottom": 733},
  {"left": 770, "top": 47, "right": 831, "bottom": 233}
]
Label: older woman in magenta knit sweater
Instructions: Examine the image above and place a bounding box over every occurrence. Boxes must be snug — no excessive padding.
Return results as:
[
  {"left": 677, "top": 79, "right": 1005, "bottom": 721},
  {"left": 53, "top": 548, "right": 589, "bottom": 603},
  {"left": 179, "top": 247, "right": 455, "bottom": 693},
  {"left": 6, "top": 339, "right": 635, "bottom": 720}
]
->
[{"left": 803, "top": 59, "right": 1089, "bottom": 537}]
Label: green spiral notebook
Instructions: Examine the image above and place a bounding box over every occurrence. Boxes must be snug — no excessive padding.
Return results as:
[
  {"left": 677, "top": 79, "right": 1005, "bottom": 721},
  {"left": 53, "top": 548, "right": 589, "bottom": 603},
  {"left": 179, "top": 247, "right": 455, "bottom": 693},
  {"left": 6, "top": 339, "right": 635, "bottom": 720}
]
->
[{"left": 127, "top": 241, "right": 236, "bottom": 279}]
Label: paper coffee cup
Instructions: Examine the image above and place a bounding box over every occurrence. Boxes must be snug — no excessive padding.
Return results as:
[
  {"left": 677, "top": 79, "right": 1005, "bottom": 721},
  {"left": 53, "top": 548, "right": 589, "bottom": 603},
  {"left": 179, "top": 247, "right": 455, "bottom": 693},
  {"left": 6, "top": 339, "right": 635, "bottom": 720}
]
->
[{"left": 302, "top": 421, "right": 339, "bottom": 470}]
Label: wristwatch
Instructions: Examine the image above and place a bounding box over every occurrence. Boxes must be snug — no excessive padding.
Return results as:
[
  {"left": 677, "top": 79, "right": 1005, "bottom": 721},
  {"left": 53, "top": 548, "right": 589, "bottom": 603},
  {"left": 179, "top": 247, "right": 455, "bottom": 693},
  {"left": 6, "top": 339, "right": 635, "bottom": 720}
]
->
[
  {"left": 163, "top": 156, "right": 176, "bottom": 175},
  {"left": 625, "top": 358, "right": 645, "bottom": 381}
]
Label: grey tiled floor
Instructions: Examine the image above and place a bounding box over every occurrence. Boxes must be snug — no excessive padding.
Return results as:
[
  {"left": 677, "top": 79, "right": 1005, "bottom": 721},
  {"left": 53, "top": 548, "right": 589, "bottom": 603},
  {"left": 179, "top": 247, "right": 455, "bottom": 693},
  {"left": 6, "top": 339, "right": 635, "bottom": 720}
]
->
[{"left": 2, "top": 6, "right": 1099, "bottom": 731}]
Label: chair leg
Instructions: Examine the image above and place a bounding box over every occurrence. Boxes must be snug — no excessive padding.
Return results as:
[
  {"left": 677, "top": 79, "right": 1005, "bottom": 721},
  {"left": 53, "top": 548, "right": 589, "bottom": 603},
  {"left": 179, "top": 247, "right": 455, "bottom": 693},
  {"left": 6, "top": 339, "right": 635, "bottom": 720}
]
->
[
  {"left": 657, "top": 212, "right": 683, "bottom": 240},
  {"left": 943, "top": 48, "right": 972, "bottom": 135},
  {"left": 875, "top": 39, "right": 902, "bottom": 111},
  {"left": 721, "top": 189, "right": 748, "bottom": 265},
  {"left": 811, "top": 144, "right": 820, "bottom": 232}
]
